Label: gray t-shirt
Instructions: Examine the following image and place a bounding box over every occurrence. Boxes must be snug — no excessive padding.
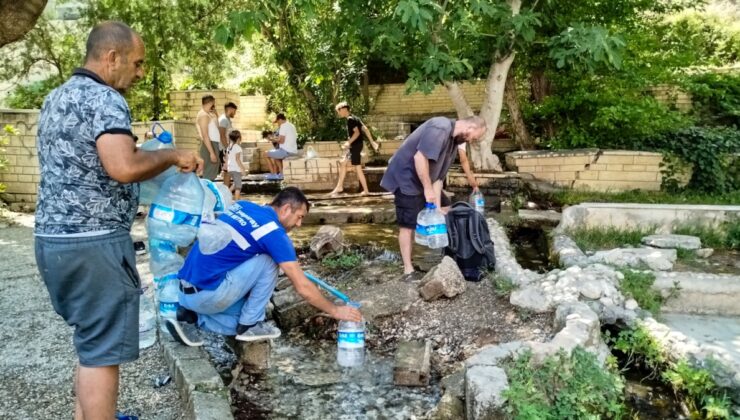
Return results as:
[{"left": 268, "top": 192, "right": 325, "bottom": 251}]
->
[
  {"left": 35, "top": 68, "right": 138, "bottom": 234},
  {"left": 380, "top": 117, "right": 457, "bottom": 196}
]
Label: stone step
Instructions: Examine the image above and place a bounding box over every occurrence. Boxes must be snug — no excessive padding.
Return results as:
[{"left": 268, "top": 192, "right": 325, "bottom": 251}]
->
[
  {"left": 653, "top": 271, "right": 740, "bottom": 316},
  {"left": 393, "top": 340, "right": 432, "bottom": 386}
]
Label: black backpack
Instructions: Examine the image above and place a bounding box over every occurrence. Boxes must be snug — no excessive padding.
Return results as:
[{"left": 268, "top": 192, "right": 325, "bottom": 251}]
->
[{"left": 444, "top": 201, "right": 496, "bottom": 282}]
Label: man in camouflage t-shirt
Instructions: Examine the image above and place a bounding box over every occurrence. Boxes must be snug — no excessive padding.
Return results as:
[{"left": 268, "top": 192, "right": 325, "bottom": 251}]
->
[{"left": 34, "top": 21, "right": 201, "bottom": 419}]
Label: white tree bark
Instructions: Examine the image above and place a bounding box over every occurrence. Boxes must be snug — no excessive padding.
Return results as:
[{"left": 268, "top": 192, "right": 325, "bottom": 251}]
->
[{"left": 444, "top": 0, "right": 521, "bottom": 172}]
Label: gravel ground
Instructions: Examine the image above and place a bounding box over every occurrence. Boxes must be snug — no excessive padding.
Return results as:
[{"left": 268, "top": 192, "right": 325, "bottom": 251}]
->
[{"left": 0, "top": 210, "right": 184, "bottom": 420}]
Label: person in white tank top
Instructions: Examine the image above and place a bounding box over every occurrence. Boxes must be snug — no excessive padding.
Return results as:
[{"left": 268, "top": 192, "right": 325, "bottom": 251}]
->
[{"left": 196, "top": 95, "right": 222, "bottom": 180}]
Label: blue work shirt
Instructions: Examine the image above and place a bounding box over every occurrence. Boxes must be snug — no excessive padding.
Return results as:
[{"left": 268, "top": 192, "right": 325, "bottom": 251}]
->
[{"left": 178, "top": 201, "right": 297, "bottom": 290}]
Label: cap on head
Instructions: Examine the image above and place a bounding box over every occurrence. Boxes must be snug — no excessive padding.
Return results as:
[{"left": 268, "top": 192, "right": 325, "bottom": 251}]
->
[
  {"left": 84, "top": 21, "right": 137, "bottom": 63},
  {"left": 334, "top": 102, "right": 350, "bottom": 112}
]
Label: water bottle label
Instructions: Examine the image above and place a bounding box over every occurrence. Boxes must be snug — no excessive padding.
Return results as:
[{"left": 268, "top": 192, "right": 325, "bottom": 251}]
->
[
  {"left": 426, "top": 223, "right": 448, "bottom": 235},
  {"left": 153, "top": 273, "right": 178, "bottom": 289},
  {"left": 204, "top": 181, "right": 224, "bottom": 212},
  {"left": 159, "top": 301, "right": 179, "bottom": 314},
  {"left": 150, "top": 239, "right": 176, "bottom": 253},
  {"left": 338, "top": 331, "right": 365, "bottom": 347},
  {"left": 415, "top": 225, "right": 428, "bottom": 236},
  {"left": 475, "top": 197, "right": 484, "bottom": 207},
  {"left": 149, "top": 204, "right": 202, "bottom": 227}
]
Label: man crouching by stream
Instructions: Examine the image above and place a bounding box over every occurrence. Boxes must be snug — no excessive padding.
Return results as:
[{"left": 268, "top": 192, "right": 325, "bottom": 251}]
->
[{"left": 167, "top": 187, "right": 362, "bottom": 345}]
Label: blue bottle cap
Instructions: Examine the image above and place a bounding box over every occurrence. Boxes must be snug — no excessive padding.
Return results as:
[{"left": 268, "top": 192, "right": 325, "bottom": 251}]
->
[
  {"left": 157, "top": 130, "right": 173, "bottom": 144},
  {"left": 425, "top": 202, "right": 436, "bottom": 209}
]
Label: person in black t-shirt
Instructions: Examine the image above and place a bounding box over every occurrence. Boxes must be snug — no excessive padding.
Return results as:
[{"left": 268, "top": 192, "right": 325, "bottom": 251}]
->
[{"left": 329, "top": 102, "right": 378, "bottom": 196}]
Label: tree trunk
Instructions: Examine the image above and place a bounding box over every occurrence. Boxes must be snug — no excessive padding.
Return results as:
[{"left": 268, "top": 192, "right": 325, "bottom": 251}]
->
[
  {"left": 444, "top": 81, "right": 474, "bottom": 118},
  {"left": 504, "top": 70, "right": 534, "bottom": 150},
  {"left": 0, "top": 0, "right": 48, "bottom": 47},
  {"left": 530, "top": 69, "right": 554, "bottom": 138}
]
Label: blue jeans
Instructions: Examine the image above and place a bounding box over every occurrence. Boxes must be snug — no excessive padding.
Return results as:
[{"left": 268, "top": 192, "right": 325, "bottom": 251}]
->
[{"left": 179, "top": 254, "right": 278, "bottom": 335}]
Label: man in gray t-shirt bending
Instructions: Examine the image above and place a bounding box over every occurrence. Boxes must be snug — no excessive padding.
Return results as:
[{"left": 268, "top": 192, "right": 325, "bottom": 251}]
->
[{"left": 380, "top": 116, "right": 486, "bottom": 281}]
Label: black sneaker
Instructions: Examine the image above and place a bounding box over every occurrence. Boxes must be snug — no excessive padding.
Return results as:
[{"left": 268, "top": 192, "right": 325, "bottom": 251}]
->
[
  {"left": 176, "top": 306, "right": 198, "bottom": 324},
  {"left": 165, "top": 319, "right": 204, "bottom": 347},
  {"left": 133, "top": 241, "right": 146, "bottom": 255},
  {"left": 235, "top": 321, "right": 281, "bottom": 342}
]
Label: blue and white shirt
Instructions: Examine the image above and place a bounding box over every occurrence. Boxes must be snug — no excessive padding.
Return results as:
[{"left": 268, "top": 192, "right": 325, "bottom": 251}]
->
[
  {"left": 35, "top": 68, "right": 138, "bottom": 235},
  {"left": 178, "top": 201, "right": 297, "bottom": 290}
]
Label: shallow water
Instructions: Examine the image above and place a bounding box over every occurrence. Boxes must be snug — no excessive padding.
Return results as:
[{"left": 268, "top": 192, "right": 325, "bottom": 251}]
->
[{"left": 230, "top": 335, "right": 440, "bottom": 420}]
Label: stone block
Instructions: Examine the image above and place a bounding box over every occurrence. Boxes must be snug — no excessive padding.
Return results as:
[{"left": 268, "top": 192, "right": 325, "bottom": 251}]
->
[
  {"left": 576, "top": 170, "right": 599, "bottom": 180},
  {"left": 598, "top": 171, "right": 658, "bottom": 182},
  {"left": 641, "top": 234, "right": 701, "bottom": 250},
  {"left": 418, "top": 256, "right": 466, "bottom": 301},
  {"left": 234, "top": 340, "right": 271, "bottom": 373},
  {"left": 186, "top": 391, "right": 233, "bottom": 420},
  {"left": 561, "top": 155, "right": 595, "bottom": 165},
  {"left": 174, "top": 357, "right": 224, "bottom": 402},
  {"left": 161, "top": 335, "right": 208, "bottom": 375},
  {"left": 465, "top": 365, "right": 509, "bottom": 420},
  {"left": 393, "top": 340, "right": 432, "bottom": 386},
  {"left": 623, "top": 164, "right": 647, "bottom": 171},
  {"left": 554, "top": 171, "right": 576, "bottom": 181},
  {"left": 606, "top": 164, "right": 624, "bottom": 171},
  {"left": 597, "top": 155, "right": 634, "bottom": 164},
  {"left": 634, "top": 155, "right": 663, "bottom": 165}
]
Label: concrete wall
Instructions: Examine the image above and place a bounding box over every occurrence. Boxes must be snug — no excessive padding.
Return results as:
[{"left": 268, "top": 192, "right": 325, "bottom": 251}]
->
[
  {"left": 505, "top": 149, "right": 667, "bottom": 192},
  {"left": 0, "top": 110, "right": 40, "bottom": 210}
]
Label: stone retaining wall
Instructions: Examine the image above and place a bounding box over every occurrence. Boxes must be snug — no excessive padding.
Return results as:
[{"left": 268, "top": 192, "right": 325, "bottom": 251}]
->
[
  {"left": 505, "top": 149, "right": 666, "bottom": 191},
  {"left": 0, "top": 110, "right": 40, "bottom": 209}
]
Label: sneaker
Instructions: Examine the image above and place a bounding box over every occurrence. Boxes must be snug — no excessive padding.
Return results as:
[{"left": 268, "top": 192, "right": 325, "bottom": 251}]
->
[
  {"left": 176, "top": 306, "right": 198, "bottom": 324},
  {"left": 165, "top": 318, "right": 204, "bottom": 347},
  {"left": 235, "top": 321, "right": 281, "bottom": 342},
  {"left": 133, "top": 241, "right": 146, "bottom": 255}
]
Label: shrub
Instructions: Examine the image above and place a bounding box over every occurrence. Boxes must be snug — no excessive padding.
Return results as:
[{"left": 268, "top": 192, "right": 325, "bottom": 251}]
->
[
  {"left": 503, "top": 347, "right": 626, "bottom": 419},
  {"left": 320, "top": 251, "right": 363, "bottom": 271},
  {"left": 566, "top": 226, "right": 652, "bottom": 251},
  {"left": 617, "top": 269, "right": 673, "bottom": 316},
  {"left": 684, "top": 72, "right": 740, "bottom": 127},
  {"left": 0, "top": 125, "right": 15, "bottom": 194}
]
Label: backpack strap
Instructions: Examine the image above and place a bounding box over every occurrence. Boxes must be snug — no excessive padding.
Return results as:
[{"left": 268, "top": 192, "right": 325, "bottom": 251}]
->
[
  {"left": 446, "top": 209, "right": 460, "bottom": 254},
  {"left": 468, "top": 212, "right": 486, "bottom": 254}
]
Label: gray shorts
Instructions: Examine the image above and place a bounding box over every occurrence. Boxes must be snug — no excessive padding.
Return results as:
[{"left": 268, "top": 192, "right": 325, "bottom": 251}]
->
[
  {"left": 229, "top": 171, "right": 243, "bottom": 189},
  {"left": 35, "top": 230, "right": 141, "bottom": 367},
  {"left": 266, "top": 148, "right": 296, "bottom": 160}
]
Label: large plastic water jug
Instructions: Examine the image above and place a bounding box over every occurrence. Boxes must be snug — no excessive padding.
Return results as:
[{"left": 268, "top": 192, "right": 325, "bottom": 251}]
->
[
  {"left": 158, "top": 276, "right": 180, "bottom": 332},
  {"left": 139, "top": 293, "right": 157, "bottom": 349},
  {"left": 139, "top": 123, "right": 177, "bottom": 204},
  {"left": 147, "top": 172, "right": 204, "bottom": 247},
  {"left": 148, "top": 238, "right": 184, "bottom": 275},
  {"left": 416, "top": 203, "right": 449, "bottom": 249},
  {"left": 337, "top": 303, "right": 365, "bottom": 368},
  {"left": 470, "top": 190, "right": 485, "bottom": 215}
]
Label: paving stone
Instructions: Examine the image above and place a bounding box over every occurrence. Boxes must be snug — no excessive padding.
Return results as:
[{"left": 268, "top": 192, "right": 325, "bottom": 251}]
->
[
  {"left": 174, "top": 357, "right": 224, "bottom": 403},
  {"left": 186, "top": 390, "right": 233, "bottom": 420},
  {"left": 234, "top": 340, "right": 271, "bottom": 373},
  {"left": 393, "top": 340, "right": 431, "bottom": 387}
]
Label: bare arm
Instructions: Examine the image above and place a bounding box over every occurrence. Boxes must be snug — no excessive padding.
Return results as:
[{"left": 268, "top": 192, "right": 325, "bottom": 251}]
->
[
  {"left": 280, "top": 261, "right": 362, "bottom": 322},
  {"left": 197, "top": 114, "right": 216, "bottom": 156},
  {"left": 458, "top": 148, "right": 478, "bottom": 190},
  {"left": 236, "top": 151, "right": 246, "bottom": 173},
  {"left": 97, "top": 134, "right": 202, "bottom": 183},
  {"left": 218, "top": 126, "right": 227, "bottom": 149},
  {"left": 276, "top": 135, "right": 286, "bottom": 144},
  {"left": 362, "top": 125, "right": 374, "bottom": 143},
  {"left": 414, "top": 151, "right": 436, "bottom": 204}
]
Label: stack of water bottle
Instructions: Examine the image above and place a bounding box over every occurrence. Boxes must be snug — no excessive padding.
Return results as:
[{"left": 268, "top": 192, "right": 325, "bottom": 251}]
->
[{"left": 138, "top": 123, "right": 233, "bottom": 348}]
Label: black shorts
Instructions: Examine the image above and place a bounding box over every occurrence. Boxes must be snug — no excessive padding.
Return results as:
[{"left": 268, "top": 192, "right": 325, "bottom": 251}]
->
[
  {"left": 349, "top": 141, "right": 363, "bottom": 166},
  {"left": 394, "top": 192, "right": 451, "bottom": 229},
  {"left": 35, "top": 230, "right": 141, "bottom": 367}
]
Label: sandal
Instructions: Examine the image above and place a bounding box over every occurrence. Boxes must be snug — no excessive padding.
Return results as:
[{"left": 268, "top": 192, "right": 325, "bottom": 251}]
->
[{"left": 400, "top": 271, "right": 423, "bottom": 283}]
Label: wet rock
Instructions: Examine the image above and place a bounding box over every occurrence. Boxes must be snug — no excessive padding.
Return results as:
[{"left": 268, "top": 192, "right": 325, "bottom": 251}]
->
[
  {"left": 641, "top": 234, "right": 701, "bottom": 250},
  {"left": 587, "top": 248, "right": 676, "bottom": 271},
  {"left": 440, "top": 370, "right": 465, "bottom": 398},
  {"left": 272, "top": 287, "right": 320, "bottom": 330},
  {"left": 276, "top": 275, "right": 292, "bottom": 290},
  {"left": 393, "top": 340, "right": 432, "bottom": 387},
  {"left": 465, "top": 365, "right": 508, "bottom": 420},
  {"left": 431, "top": 392, "right": 465, "bottom": 420},
  {"left": 234, "top": 340, "right": 271, "bottom": 373},
  {"left": 309, "top": 225, "right": 345, "bottom": 259},
  {"left": 418, "top": 256, "right": 466, "bottom": 301},
  {"left": 551, "top": 234, "right": 589, "bottom": 267},
  {"left": 696, "top": 248, "right": 714, "bottom": 258},
  {"left": 510, "top": 286, "right": 550, "bottom": 313},
  {"left": 290, "top": 370, "right": 342, "bottom": 387},
  {"left": 352, "top": 281, "right": 419, "bottom": 322}
]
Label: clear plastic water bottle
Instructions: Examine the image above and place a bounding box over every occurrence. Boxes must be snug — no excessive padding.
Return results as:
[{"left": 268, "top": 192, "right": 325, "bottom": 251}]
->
[
  {"left": 416, "top": 203, "right": 449, "bottom": 249},
  {"left": 148, "top": 239, "right": 184, "bottom": 275},
  {"left": 215, "top": 183, "right": 233, "bottom": 211},
  {"left": 337, "top": 303, "right": 365, "bottom": 368},
  {"left": 197, "top": 219, "right": 232, "bottom": 255},
  {"left": 147, "top": 172, "right": 204, "bottom": 247},
  {"left": 139, "top": 123, "right": 177, "bottom": 205},
  {"left": 139, "top": 293, "right": 157, "bottom": 349},
  {"left": 158, "top": 276, "right": 180, "bottom": 332},
  {"left": 200, "top": 179, "right": 222, "bottom": 224},
  {"left": 470, "top": 190, "right": 485, "bottom": 215}
]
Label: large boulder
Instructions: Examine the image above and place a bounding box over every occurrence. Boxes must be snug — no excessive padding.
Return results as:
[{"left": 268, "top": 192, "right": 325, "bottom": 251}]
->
[
  {"left": 641, "top": 234, "right": 701, "bottom": 250},
  {"left": 418, "top": 256, "right": 466, "bottom": 301},
  {"left": 309, "top": 225, "right": 345, "bottom": 259}
]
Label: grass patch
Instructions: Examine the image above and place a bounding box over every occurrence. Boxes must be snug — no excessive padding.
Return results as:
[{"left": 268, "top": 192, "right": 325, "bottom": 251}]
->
[
  {"left": 618, "top": 269, "right": 680, "bottom": 316},
  {"left": 606, "top": 326, "right": 734, "bottom": 419},
  {"left": 491, "top": 274, "right": 517, "bottom": 297},
  {"left": 320, "top": 250, "right": 363, "bottom": 271},
  {"left": 673, "top": 220, "right": 740, "bottom": 251},
  {"left": 552, "top": 189, "right": 740, "bottom": 206},
  {"left": 503, "top": 347, "right": 626, "bottom": 419},
  {"left": 567, "top": 226, "right": 653, "bottom": 251}
]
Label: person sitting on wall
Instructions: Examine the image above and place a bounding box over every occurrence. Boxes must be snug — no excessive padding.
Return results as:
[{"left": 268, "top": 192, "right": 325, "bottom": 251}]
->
[
  {"left": 166, "top": 187, "right": 362, "bottom": 345},
  {"left": 264, "top": 113, "right": 298, "bottom": 180}
]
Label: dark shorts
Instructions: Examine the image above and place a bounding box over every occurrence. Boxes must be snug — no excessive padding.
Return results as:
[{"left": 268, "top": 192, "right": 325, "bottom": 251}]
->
[
  {"left": 348, "top": 141, "right": 363, "bottom": 166},
  {"left": 394, "top": 192, "right": 451, "bottom": 229},
  {"left": 35, "top": 230, "right": 141, "bottom": 367}
]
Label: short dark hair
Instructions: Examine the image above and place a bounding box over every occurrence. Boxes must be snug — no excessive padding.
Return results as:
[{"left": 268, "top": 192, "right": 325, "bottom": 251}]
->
[
  {"left": 225, "top": 102, "right": 238, "bottom": 110},
  {"left": 229, "top": 130, "right": 242, "bottom": 142},
  {"left": 275, "top": 113, "right": 286, "bottom": 121},
  {"left": 271, "top": 187, "right": 310, "bottom": 212},
  {"left": 84, "top": 21, "right": 137, "bottom": 62},
  {"left": 202, "top": 95, "right": 215, "bottom": 105},
  {"left": 261, "top": 130, "right": 272, "bottom": 139}
]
